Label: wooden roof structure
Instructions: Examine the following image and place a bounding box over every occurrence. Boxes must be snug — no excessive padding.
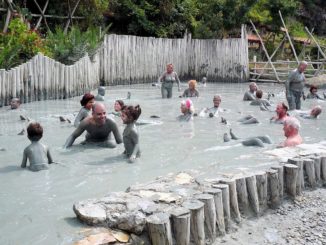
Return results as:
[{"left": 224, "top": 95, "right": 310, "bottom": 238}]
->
[{"left": 0, "top": 0, "right": 84, "bottom": 33}]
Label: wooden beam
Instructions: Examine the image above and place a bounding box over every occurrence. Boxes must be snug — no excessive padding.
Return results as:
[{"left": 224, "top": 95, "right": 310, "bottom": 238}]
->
[
  {"left": 255, "top": 36, "right": 286, "bottom": 82},
  {"left": 250, "top": 20, "right": 281, "bottom": 82},
  {"left": 305, "top": 27, "right": 326, "bottom": 60},
  {"left": 34, "top": 0, "right": 49, "bottom": 30},
  {"left": 33, "top": 0, "right": 50, "bottom": 31},
  {"left": 279, "top": 11, "right": 299, "bottom": 64},
  {"left": 64, "top": 0, "right": 81, "bottom": 34}
]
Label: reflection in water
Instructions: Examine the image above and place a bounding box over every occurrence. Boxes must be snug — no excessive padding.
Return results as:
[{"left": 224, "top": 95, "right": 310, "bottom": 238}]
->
[{"left": 0, "top": 83, "right": 324, "bottom": 244}]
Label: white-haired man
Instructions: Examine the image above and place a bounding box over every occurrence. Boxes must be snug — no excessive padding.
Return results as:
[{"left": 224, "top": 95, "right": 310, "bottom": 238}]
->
[
  {"left": 279, "top": 117, "right": 302, "bottom": 147},
  {"left": 285, "top": 61, "right": 308, "bottom": 110},
  {"left": 243, "top": 82, "right": 257, "bottom": 101}
]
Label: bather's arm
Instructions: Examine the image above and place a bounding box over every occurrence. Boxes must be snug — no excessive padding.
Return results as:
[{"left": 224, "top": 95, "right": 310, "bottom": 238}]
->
[
  {"left": 108, "top": 119, "right": 123, "bottom": 144},
  {"left": 174, "top": 72, "right": 181, "bottom": 91},
  {"left": 21, "top": 148, "right": 28, "bottom": 168},
  {"left": 47, "top": 147, "right": 54, "bottom": 164},
  {"left": 63, "top": 123, "right": 86, "bottom": 148}
]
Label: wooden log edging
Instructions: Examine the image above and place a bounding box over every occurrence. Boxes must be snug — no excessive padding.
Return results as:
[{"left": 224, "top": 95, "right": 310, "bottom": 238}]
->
[
  {"left": 73, "top": 152, "right": 326, "bottom": 245},
  {"left": 0, "top": 53, "right": 100, "bottom": 106}
]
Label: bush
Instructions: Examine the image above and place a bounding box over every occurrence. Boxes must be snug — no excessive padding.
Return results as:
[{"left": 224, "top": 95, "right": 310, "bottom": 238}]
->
[
  {"left": 46, "top": 26, "right": 107, "bottom": 65},
  {"left": 0, "top": 18, "right": 50, "bottom": 69}
]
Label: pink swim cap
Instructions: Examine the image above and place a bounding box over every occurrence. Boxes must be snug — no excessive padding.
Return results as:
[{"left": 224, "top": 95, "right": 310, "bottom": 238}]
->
[{"left": 185, "top": 99, "right": 192, "bottom": 109}]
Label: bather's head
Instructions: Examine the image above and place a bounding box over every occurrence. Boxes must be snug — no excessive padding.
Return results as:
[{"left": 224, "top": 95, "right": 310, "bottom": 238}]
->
[
  {"left": 255, "top": 89, "right": 263, "bottom": 99},
  {"left": 80, "top": 93, "right": 95, "bottom": 109},
  {"left": 121, "top": 105, "right": 142, "bottom": 124},
  {"left": 276, "top": 102, "right": 288, "bottom": 118},
  {"left": 114, "top": 100, "right": 125, "bottom": 112},
  {"left": 213, "top": 95, "right": 221, "bottom": 108},
  {"left": 97, "top": 86, "right": 105, "bottom": 96},
  {"left": 298, "top": 61, "right": 308, "bottom": 73},
  {"left": 10, "top": 97, "right": 21, "bottom": 109},
  {"left": 283, "top": 117, "right": 300, "bottom": 138},
  {"left": 309, "top": 85, "right": 318, "bottom": 95},
  {"left": 249, "top": 82, "right": 257, "bottom": 93},
  {"left": 180, "top": 99, "right": 194, "bottom": 114},
  {"left": 310, "top": 105, "right": 322, "bottom": 118},
  {"left": 27, "top": 122, "right": 43, "bottom": 141},
  {"left": 166, "top": 63, "right": 174, "bottom": 73},
  {"left": 188, "top": 80, "right": 197, "bottom": 90},
  {"left": 92, "top": 103, "right": 107, "bottom": 126}
]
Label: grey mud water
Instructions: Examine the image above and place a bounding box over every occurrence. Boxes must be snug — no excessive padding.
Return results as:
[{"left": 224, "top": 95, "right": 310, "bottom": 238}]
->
[{"left": 0, "top": 83, "right": 325, "bottom": 245}]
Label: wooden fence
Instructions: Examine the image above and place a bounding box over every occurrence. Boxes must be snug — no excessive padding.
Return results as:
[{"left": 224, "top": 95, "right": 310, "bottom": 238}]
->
[
  {"left": 100, "top": 28, "right": 249, "bottom": 85},
  {"left": 0, "top": 53, "right": 100, "bottom": 106},
  {"left": 0, "top": 28, "right": 249, "bottom": 106}
]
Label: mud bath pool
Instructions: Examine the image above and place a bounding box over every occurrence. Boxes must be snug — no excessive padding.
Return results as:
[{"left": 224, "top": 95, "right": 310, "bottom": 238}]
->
[{"left": 0, "top": 83, "right": 325, "bottom": 245}]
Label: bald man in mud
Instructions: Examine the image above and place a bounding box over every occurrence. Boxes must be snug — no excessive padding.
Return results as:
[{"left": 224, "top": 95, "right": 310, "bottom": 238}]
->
[{"left": 64, "top": 103, "right": 122, "bottom": 148}]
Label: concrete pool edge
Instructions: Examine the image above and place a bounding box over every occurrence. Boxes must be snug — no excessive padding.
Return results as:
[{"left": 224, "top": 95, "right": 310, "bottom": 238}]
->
[{"left": 72, "top": 144, "right": 326, "bottom": 245}]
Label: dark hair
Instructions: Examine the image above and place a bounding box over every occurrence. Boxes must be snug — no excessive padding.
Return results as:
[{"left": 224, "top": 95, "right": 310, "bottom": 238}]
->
[
  {"left": 123, "top": 105, "right": 142, "bottom": 122},
  {"left": 27, "top": 122, "right": 43, "bottom": 141},
  {"left": 80, "top": 93, "right": 94, "bottom": 106},
  {"left": 256, "top": 90, "right": 263, "bottom": 99},
  {"left": 310, "top": 85, "right": 317, "bottom": 93},
  {"left": 281, "top": 102, "right": 288, "bottom": 111},
  {"left": 115, "top": 100, "right": 124, "bottom": 107}
]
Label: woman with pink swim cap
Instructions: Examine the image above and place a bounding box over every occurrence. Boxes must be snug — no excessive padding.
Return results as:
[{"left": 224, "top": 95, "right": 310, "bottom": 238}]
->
[{"left": 177, "top": 99, "right": 194, "bottom": 122}]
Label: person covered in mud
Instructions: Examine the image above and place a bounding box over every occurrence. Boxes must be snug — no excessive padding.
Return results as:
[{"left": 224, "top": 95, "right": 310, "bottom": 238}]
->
[
  {"left": 199, "top": 94, "right": 223, "bottom": 118},
  {"left": 177, "top": 99, "right": 194, "bottom": 122},
  {"left": 182, "top": 79, "right": 199, "bottom": 97},
  {"left": 243, "top": 82, "right": 257, "bottom": 101},
  {"left": 278, "top": 117, "right": 302, "bottom": 147},
  {"left": 297, "top": 105, "right": 322, "bottom": 119},
  {"left": 95, "top": 86, "right": 105, "bottom": 101},
  {"left": 225, "top": 128, "right": 272, "bottom": 147},
  {"left": 238, "top": 115, "right": 259, "bottom": 124},
  {"left": 270, "top": 102, "right": 289, "bottom": 124},
  {"left": 64, "top": 103, "right": 122, "bottom": 148},
  {"left": 250, "top": 89, "right": 271, "bottom": 110},
  {"left": 306, "top": 85, "right": 323, "bottom": 100},
  {"left": 10, "top": 97, "right": 21, "bottom": 109},
  {"left": 109, "top": 100, "right": 125, "bottom": 117},
  {"left": 21, "top": 122, "right": 53, "bottom": 171},
  {"left": 74, "top": 93, "right": 95, "bottom": 127},
  {"left": 158, "top": 63, "right": 181, "bottom": 98},
  {"left": 285, "top": 61, "right": 308, "bottom": 110},
  {"left": 121, "top": 105, "right": 142, "bottom": 163}
]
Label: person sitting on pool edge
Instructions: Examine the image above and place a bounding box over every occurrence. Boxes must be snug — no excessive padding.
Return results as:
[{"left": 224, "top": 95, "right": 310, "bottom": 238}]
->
[
  {"left": 64, "top": 103, "right": 122, "bottom": 148},
  {"left": 278, "top": 117, "right": 302, "bottom": 147},
  {"left": 21, "top": 122, "right": 54, "bottom": 171},
  {"left": 178, "top": 99, "right": 194, "bottom": 122},
  {"left": 199, "top": 94, "right": 223, "bottom": 118},
  {"left": 74, "top": 93, "right": 95, "bottom": 127},
  {"left": 243, "top": 82, "right": 257, "bottom": 101},
  {"left": 181, "top": 80, "right": 199, "bottom": 98},
  {"left": 270, "top": 102, "right": 289, "bottom": 124},
  {"left": 95, "top": 86, "right": 105, "bottom": 101},
  {"left": 121, "top": 105, "right": 142, "bottom": 163}
]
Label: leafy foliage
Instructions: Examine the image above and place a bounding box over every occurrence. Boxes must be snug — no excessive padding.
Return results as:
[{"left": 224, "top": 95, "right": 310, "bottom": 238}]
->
[
  {"left": 0, "top": 18, "right": 49, "bottom": 69},
  {"left": 46, "top": 26, "right": 107, "bottom": 65}
]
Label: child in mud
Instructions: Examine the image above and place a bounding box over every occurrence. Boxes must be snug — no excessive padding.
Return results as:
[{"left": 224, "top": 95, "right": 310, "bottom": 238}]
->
[
  {"left": 121, "top": 105, "right": 142, "bottom": 163},
  {"left": 110, "top": 100, "right": 125, "bottom": 117},
  {"left": 74, "top": 93, "right": 95, "bottom": 127},
  {"left": 21, "top": 122, "right": 53, "bottom": 171}
]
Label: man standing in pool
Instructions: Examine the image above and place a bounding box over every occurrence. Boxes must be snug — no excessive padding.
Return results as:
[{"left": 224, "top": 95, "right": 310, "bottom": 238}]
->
[
  {"left": 64, "top": 103, "right": 122, "bottom": 148},
  {"left": 285, "top": 61, "right": 308, "bottom": 110}
]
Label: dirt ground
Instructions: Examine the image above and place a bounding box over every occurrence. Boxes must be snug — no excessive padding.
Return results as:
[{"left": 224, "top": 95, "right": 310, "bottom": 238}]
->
[{"left": 214, "top": 188, "right": 326, "bottom": 245}]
